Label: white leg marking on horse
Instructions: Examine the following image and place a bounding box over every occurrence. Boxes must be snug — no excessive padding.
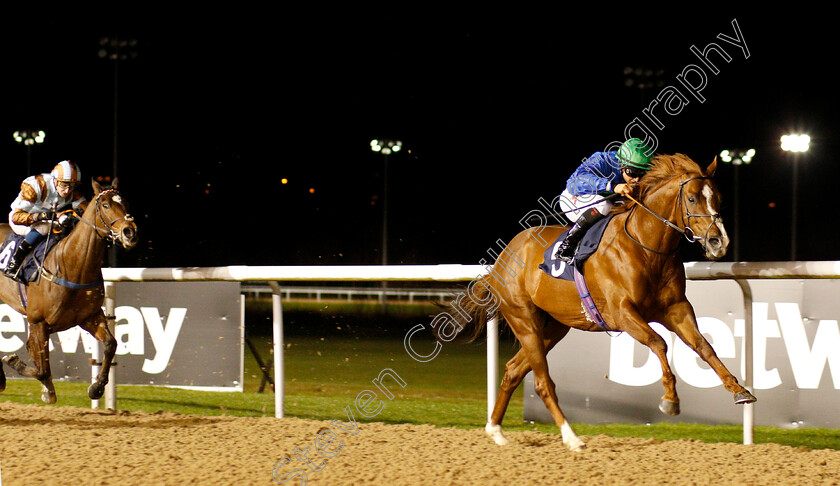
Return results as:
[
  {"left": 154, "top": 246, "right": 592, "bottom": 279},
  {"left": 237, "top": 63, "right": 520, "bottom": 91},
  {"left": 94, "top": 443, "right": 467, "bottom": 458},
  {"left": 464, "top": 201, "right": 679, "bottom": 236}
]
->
[
  {"left": 41, "top": 384, "right": 56, "bottom": 404},
  {"left": 561, "top": 422, "right": 586, "bottom": 451},
  {"left": 485, "top": 423, "right": 509, "bottom": 446}
]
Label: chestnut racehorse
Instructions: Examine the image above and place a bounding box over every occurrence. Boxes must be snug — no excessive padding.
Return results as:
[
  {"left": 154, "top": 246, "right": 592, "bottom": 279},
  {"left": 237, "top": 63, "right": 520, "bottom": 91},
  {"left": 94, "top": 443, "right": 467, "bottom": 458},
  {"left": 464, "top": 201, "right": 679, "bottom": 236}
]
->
[
  {"left": 0, "top": 179, "right": 137, "bottom": 404},
  {"left": 453, "top": 153, "right": 756, "bottom": 451}
]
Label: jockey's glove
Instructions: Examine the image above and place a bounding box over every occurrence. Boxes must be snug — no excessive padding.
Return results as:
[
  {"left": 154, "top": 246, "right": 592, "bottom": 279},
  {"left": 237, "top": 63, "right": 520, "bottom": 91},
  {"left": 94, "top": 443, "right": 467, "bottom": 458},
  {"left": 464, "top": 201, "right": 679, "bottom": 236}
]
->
[{"left": 34, "top": 210, "right": 55, "bottom": 222}]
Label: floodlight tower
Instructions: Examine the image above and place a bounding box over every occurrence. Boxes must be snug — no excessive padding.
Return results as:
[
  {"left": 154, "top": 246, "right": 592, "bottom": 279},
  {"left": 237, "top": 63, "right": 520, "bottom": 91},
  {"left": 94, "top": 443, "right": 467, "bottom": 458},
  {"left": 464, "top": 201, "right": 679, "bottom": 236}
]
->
[
  {"left": 13, "top": 130, "right": 46, "bottom": 175},
  {"left": 370, "top": 139, "right": 402, "bottom": 266},
  {"left": 780, "top": 134, "right": 810, "bottom": 261},
  {"left": 719, "top": 148, "right": 755, "bottom": 261}
]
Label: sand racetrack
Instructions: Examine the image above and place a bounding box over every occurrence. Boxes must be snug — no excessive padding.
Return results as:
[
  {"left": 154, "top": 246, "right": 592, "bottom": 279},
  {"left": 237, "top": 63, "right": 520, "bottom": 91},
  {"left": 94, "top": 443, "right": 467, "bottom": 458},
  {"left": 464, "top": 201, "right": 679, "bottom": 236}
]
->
[{"left": 1, "top": 402, "right": 838, "bottom": 485}]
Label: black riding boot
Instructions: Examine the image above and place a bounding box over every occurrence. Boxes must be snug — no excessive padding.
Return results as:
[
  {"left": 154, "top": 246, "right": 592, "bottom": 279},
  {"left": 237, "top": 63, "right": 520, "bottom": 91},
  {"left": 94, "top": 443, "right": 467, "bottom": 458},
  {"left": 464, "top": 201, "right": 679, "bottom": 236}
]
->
[
  {"left": 4, "top": 240, "right": 35, "bottom": 282},
  {"left": 555, "top": 208, "right": 605, "bottom": 263}
]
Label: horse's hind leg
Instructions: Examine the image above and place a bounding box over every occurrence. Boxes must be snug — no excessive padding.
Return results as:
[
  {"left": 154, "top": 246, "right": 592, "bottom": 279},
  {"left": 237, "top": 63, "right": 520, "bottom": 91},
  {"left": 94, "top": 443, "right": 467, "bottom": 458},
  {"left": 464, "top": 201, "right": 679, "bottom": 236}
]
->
[
  {"left": 500, "top": 307, "right": 585, "bottom": 451},
  {"left": 2, "top": 322, "right": 56, "bottom": 403},
  {"left": 523, "top": 331, "right": 586, "bottom": 451},
  {"left": 486, "top": 318, "right": 570, "bottom": 446},
  {"left": 79, "top": 311, "right": 116, "bottom": 401}
]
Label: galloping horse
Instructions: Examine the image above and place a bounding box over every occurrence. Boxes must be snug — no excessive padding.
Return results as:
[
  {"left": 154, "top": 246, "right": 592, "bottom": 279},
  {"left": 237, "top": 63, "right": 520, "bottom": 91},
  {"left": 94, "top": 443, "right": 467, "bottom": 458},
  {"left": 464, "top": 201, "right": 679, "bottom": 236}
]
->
[
  {"left": 453, "top": 153, "right": 756, "bottom": 451},
  {"left": 0, "top": 179, "right": 137, "bottom": 403}
]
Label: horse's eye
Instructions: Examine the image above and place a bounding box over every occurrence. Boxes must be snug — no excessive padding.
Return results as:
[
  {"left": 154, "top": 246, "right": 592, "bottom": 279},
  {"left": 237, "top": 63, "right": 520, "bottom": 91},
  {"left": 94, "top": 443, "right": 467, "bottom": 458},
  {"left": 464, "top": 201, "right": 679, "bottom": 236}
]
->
[
  {"left": 103, "top": 203, "right": 110, "bottom": 209},
  {"left": 688, "top": 197, "right": 696, "bottom": 204}
]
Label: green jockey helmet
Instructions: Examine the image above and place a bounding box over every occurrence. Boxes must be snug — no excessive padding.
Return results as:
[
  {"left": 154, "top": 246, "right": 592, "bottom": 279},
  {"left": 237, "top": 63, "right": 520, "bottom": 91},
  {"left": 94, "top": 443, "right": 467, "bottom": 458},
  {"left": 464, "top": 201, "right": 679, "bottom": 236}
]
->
[{"left": 617, "top": 138, "right": 653, "bottom": 170}]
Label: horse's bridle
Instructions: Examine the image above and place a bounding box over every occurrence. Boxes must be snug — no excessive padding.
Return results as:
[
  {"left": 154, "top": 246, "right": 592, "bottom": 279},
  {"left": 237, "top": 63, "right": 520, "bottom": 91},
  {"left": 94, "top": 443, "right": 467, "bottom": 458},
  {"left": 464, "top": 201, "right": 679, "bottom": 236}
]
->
[
  {"left": 624, "top": 175, "right": 722, "bottom": 255},
  {"left": 675, "top": 176, "right": 722, "bottom": 245},
  {"left": 39, "top": 189, "right": 133, "bottom": 289},
  {"left": 72, "top": 189, "right": 135, "bottom": 244}
]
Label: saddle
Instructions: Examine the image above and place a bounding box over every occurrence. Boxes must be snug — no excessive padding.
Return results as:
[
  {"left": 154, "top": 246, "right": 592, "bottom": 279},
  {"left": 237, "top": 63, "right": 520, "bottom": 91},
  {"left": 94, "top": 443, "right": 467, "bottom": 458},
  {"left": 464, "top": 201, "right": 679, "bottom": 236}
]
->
[
  {"left": 0, "top": 231, "right": 66, "bottom": 284},
  {"left": 538, "top": 215, "right": 616, "bottom": 332},
  {"left": 539, "top": 215, "right": 614, "bottom": 281}
]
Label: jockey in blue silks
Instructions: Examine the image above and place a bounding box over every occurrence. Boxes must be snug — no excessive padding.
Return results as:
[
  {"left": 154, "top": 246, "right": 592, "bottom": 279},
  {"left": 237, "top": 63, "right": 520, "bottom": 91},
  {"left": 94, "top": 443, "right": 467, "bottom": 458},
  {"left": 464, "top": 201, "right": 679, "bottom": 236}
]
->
[{"left": 554, "top": 138, "right": 653, "bottom": 263}]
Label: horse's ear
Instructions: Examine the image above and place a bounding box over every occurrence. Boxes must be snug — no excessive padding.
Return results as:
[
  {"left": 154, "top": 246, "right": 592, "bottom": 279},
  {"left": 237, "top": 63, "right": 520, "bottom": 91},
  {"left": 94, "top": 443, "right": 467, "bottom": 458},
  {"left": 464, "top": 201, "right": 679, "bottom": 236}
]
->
[
  {"left": 111, "top": 177, "right": 119, "bottom": 190},
  {"left": 92, "top": 178, "right": 103, "bottom": 195},
  {"left": 706, "top": 156, "right": 718, "bottom": 177}
]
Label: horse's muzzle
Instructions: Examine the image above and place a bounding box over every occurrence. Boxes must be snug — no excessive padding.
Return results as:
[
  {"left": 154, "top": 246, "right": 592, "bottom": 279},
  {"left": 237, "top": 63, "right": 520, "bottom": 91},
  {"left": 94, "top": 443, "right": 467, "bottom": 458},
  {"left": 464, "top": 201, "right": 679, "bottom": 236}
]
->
[
  {"left": 119, "top": 222, "right": 138, "bottom": 250},
  {"left": 704, "top": 234, "right": 729, "bottom": 260}
]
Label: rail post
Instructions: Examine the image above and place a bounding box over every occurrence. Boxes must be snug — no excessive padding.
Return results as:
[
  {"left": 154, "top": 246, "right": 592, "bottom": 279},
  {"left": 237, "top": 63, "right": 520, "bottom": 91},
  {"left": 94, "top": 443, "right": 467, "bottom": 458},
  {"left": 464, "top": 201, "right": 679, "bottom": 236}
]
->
[
  {"left": 268, "top": 281, "right": 284, "bottom": 418},
  {"left": 487, "top": 317, "right": 499, "bottom": 422}
]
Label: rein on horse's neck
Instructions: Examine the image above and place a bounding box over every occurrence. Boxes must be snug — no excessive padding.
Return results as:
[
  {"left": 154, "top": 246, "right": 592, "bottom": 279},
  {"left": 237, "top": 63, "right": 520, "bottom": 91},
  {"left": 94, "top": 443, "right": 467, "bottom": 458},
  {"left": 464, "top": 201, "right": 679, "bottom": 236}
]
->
[
  {"left": 51, "top": 196, "right": 109, "bottom": 282},
  {"left": 625, "top": 174, "right": 689, "bottom": 256}
]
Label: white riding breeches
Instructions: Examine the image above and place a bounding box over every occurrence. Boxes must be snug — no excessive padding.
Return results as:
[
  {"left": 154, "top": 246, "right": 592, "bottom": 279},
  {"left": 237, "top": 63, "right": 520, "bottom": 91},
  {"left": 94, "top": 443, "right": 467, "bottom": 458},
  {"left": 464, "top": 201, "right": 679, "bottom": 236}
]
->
[{"left": 557, "top": 189, "right": 615, "bottom": 222}]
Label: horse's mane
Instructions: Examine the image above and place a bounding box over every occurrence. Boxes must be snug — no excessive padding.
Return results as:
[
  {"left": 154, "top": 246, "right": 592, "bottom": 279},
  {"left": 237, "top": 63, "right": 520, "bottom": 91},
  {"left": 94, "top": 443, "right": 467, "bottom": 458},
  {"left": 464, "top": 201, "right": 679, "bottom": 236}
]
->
[{"left": 612, "top": 153, "right": 702, "bottom": 214}]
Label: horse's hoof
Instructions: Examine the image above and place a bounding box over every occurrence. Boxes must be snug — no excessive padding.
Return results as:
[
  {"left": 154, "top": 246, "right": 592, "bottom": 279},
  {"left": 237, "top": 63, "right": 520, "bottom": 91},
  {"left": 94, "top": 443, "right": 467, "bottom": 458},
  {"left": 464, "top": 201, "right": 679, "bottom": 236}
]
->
[
  {"left": 88, "top": 383, "right": 105, "bottom": 400},
  {"left": 734, "top": 390, "right": 757, "bottom": 404},
  {"left": 567, "top": 439, "right": 586, "bottom": 452},
  {"left": 659, "top": 399, "right": 680, "bottom": 416},
  {"left": 485, "top": 423, "right": 510, "bottom": 446},
  {"left": 41, "top": 390, "right": 56, "bottom": 404},
  {"left": 561, "top": 422, "right": 586, "bottom": 451}
]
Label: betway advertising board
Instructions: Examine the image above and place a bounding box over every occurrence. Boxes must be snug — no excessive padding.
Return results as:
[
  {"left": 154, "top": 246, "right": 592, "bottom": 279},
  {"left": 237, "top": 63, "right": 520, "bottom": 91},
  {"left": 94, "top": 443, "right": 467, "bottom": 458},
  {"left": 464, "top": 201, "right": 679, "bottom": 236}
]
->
[
  {"left": 0, "top": 282, "right": 242, "bottom": 390},
  {"left": 524, "top": 279, "right": 840, "bottom": 428}
]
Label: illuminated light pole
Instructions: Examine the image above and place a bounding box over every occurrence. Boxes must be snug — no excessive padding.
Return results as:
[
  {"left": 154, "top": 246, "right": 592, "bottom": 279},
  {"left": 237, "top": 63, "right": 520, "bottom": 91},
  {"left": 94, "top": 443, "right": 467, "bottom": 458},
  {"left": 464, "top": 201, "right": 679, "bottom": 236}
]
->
[
  {"left": 98, "top": 36, "right": 138, "bottom": 267},
  {"left": 370, "top": 139, "right": 402, "bottom": 267},
  {"left": 13, "top": 130, "right": 46, "bottom": 175},
  {"left": 719, "top": 148, "right": 755, "bottom": 261},
  {"left": 780, "top": 134, "right": 810, "bottom": 261},
  {"left": 623, "top": 66, "right": 665, "bottom": 108}
]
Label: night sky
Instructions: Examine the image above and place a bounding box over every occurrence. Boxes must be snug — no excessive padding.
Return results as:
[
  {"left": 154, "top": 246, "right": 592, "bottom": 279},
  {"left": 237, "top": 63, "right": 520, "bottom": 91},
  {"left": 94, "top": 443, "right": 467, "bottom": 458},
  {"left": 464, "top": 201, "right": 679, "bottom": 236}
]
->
[{"left": 2, "top": 12, "right": 836, "bottom": 268}]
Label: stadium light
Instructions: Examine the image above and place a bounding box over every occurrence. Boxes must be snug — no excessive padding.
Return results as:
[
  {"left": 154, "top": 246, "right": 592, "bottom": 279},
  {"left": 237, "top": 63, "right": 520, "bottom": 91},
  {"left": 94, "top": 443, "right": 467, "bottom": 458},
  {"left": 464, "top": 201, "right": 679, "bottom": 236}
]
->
[
  {"left": 781, "top": 133, "right": 810, "bottom": 261},
  {"left": 780, "top": 134, "right": 810, "bottom": 153},
  {"left": 719, "top": 148, "right": 755, "bottom": 166},
  {"left": 13, "top": 129, "right": 46, "bottom": 174},
  {"left": 370, "top": 139, "right": 402, "bottom": 155},
  {"left": 98, "top": 36, "right": 138, "bottom": 268},
  {"left": 719, "top": 148, "right": 756, "bottom": 261},
  {"left": 370, "top": 138, "right": 402, "bottom": 271}
]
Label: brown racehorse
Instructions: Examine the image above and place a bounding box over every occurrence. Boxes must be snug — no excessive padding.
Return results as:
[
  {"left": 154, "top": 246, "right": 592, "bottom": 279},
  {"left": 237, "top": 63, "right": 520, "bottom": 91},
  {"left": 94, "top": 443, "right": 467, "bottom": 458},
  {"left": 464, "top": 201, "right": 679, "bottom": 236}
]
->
[
  {"left": 0, "top": 179, "right": 137, "bottom": 404},
  {"left": 451, "top": 153, "right": 756, "bottom": 451}
]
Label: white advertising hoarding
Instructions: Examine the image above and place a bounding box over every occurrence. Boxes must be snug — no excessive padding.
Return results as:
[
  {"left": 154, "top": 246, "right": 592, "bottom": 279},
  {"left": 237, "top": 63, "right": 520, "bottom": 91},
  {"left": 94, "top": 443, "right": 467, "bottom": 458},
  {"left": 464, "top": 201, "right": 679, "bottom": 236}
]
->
[
  {"left": 524, "top": 279, "right": 840, "bottom": 428},
  {"left": 0, "top": 282, "right": 242, "bottom": 391}
]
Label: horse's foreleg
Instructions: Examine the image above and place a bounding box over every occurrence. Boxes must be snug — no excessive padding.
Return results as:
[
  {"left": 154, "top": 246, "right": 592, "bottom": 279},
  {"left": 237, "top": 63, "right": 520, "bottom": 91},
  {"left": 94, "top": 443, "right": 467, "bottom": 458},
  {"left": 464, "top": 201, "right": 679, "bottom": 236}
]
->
[
  {"left": 619, "top": 303, "right": 681, "bottom": 415},
  {"left": 666, "top": 301, "right": 757, "bottom": 405},
  {"left": 2, "top": 322, "right": 56, "bottom": 403},
  {"left": 487, "top": 319, "right": 571, "bottom": 446},
  {"left": 79, "top": 311, "right": 117, "bottom": 401}
]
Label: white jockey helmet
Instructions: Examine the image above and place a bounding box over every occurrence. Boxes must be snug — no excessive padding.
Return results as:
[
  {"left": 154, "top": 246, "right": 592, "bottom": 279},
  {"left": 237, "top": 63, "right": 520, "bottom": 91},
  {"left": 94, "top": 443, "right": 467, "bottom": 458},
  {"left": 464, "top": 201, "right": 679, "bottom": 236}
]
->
[{"left": 51, "top": 160, "right": 82, "bottom": 184}]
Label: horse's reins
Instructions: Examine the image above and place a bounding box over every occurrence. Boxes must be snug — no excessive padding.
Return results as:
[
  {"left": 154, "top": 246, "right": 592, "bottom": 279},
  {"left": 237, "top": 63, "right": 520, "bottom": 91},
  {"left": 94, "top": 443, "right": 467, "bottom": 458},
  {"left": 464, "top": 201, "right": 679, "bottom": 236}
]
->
[
  {"left": 40, "top": 189, "right": 134, "bottom": 289},
  {"left": 623, "top": 176, "right": 721, "bottom": 255}
]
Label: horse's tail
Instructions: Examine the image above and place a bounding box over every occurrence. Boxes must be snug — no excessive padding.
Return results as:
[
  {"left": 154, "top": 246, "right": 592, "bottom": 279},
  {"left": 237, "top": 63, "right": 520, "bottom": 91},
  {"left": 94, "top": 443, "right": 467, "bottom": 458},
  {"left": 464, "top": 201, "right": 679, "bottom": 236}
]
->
[{"left": 432, "top": 276, "right": 502, "bottom": 344}]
